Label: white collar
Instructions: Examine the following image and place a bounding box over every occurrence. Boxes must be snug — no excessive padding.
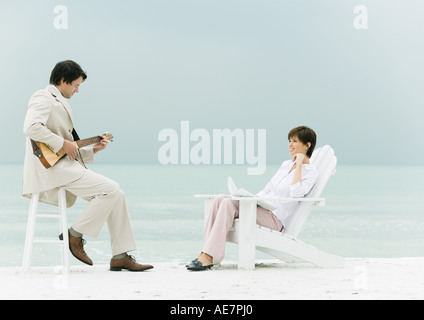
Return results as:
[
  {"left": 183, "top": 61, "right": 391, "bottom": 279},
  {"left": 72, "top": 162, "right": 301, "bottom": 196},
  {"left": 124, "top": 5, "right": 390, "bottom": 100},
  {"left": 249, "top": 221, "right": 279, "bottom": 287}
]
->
[{"left": 48, "top": 84, "right": 63, "bottom": 98}]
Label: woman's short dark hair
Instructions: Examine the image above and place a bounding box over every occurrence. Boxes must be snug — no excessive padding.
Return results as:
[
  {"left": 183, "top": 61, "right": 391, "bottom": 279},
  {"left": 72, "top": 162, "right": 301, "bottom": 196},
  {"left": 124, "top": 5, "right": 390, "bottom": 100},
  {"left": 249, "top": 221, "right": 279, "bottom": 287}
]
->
[
  {"left": 288, "top": 126, "right": 317, "bottom": 158},
  {"left": 49, "top": 60, "right": 87, "bottom": 85}
]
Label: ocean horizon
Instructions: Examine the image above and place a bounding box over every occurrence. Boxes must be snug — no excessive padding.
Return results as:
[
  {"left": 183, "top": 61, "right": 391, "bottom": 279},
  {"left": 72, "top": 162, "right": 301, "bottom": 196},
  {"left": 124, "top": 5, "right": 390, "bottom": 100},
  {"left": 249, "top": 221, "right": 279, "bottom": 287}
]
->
[{"left": 1, "top": 163, "right": 423, "bottom": 268}]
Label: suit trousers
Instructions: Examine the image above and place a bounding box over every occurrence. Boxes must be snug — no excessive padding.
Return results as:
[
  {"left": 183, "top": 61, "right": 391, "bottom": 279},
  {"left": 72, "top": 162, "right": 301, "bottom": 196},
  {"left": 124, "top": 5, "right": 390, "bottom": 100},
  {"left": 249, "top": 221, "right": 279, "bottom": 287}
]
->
[
  {"left": 201, "top": 194, "right": 283, "bottom": 262},
  {"left": 61, "top": 168, "right": 137, "bottom": 256}
]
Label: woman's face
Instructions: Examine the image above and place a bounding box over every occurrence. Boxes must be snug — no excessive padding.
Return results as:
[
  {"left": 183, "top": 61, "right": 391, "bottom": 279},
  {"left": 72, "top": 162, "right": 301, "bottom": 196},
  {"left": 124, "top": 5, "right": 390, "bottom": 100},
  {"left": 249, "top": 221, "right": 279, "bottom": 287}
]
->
[{"left": 288, "top": 135, "right": 310, "bottom": 157}]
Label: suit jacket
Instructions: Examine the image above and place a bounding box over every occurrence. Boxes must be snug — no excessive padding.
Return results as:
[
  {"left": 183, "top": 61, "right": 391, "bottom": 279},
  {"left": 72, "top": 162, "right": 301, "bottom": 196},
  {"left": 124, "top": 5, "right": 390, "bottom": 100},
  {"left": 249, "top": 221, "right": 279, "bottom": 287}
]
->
[{"left": 22, "top": 85, "right": 94, "bottom": 207}]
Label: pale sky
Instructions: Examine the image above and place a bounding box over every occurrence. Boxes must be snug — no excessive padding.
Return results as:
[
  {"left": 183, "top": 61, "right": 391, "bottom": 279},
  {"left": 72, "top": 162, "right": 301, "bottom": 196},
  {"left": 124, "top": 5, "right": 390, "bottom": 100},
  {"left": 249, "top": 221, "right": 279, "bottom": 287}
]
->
[{"left": 1, "top": 0, "right": 423, "bottom": 165}]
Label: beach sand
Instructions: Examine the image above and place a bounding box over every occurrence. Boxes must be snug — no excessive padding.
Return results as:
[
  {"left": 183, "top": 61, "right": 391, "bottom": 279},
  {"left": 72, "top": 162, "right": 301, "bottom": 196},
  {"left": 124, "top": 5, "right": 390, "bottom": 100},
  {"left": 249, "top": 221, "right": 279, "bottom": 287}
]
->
[{"left": 1, "top": 257, "right": 423, "bottom": 300}]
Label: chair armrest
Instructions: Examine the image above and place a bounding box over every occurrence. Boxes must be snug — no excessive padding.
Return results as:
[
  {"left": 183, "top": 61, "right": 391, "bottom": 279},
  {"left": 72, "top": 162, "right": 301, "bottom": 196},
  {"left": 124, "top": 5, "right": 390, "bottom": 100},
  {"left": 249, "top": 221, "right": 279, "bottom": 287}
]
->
[
  {"left": 231, "top": 196, "right": 326, "bottom": 207},
  {"left": 193, "top": 194, "right": 220, "bottom": 199},
  {"left": 194, "top": 194, "right": 325, "bottom": 206}
]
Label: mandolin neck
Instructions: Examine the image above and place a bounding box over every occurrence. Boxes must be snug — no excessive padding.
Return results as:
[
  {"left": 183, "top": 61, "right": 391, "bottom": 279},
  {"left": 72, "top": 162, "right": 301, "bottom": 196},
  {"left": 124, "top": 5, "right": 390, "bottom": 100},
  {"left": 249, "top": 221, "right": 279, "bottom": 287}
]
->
[{"left": 76, "top": 136, "right": 102, "bottom": 148}]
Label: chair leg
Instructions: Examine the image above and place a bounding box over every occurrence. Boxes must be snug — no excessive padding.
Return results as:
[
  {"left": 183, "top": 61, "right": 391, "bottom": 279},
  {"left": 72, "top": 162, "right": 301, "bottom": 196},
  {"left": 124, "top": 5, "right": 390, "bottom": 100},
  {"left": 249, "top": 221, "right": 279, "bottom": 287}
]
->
[
  {"left": 203, "top": 198, "right": 214, "bottom": 231},
  {"left": 22, "top": 193, "right": 39, "bottom": 272},
  {"left": 58, "top": 189, "right": 70, "bottom": 272},
  {"left": 237, "top": 200, "right": 257, "bottom": 270},
  {"left": 22, "top": 191, "right": 70, "bottom": 273}
]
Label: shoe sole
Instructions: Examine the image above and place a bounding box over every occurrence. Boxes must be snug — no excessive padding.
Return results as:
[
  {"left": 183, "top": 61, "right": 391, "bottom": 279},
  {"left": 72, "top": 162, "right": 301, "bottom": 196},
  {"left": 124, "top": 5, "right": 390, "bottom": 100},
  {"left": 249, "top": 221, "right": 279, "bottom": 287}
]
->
[
  {"left": 186, "top": 265, "right": 213, "bottom": 271},
  {"left": 110, "top": 266, "right": 154, "bottom": 272}
]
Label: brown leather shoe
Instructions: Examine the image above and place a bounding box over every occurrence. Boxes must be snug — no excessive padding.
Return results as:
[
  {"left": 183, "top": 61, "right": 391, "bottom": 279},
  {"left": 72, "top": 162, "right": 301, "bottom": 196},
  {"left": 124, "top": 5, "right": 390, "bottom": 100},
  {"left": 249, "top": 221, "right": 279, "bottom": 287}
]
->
[
  {"left": 60, "top": 231, "right": 93, "bottom": 266},
  {"left": 110, "top": 254, "right": 153, "bottom": 272}
]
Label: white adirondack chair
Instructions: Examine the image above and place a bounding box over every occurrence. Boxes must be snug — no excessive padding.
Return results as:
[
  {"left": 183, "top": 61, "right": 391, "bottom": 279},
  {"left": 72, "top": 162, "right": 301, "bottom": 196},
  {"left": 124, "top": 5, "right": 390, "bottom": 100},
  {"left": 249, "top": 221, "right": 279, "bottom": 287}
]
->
[{"left": 195, "top": 145, "right": 344, "bottom": 269}]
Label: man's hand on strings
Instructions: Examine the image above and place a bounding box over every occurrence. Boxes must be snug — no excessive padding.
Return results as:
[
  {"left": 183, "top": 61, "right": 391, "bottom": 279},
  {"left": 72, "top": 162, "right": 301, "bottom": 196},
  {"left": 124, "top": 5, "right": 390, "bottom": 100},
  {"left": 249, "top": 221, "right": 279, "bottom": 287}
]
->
[{"left": 93, "top": 134, "right": 110, "bottom": 154}]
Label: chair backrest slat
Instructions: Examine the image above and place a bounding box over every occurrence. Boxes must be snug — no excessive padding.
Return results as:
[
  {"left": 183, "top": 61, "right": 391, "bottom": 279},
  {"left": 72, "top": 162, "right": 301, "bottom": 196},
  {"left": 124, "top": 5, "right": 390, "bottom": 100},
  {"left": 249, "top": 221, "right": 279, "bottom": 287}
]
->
[{"left": 283, "top": 145, "right": 337, "bottom": 237}]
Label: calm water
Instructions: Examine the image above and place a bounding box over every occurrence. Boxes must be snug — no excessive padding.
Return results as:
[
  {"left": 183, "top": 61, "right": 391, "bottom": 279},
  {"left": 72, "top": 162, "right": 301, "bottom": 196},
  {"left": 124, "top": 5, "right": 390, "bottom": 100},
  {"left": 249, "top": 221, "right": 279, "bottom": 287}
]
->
[{"left": 0, "top": 163, "right": 423, "bottom": 267}]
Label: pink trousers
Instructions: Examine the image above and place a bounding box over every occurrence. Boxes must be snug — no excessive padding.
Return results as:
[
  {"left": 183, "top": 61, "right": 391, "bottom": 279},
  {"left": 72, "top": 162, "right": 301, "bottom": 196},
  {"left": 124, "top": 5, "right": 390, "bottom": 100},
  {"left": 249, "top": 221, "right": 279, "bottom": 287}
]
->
[{"left": 201, "top": 194, "right": 283, "bottom": 262}]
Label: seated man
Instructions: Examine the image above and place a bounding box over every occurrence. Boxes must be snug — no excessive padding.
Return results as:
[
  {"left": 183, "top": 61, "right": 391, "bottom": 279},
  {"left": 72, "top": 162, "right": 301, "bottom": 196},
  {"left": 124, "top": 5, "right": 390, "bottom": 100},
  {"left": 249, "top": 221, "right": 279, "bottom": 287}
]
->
[{"left": 22, "top": 60, "right": 153, "bottom": 272}]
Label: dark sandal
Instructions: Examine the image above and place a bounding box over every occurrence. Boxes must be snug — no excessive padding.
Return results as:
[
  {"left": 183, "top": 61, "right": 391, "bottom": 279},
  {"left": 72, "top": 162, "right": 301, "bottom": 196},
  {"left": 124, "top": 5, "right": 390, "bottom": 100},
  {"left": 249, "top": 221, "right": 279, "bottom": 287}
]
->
[{"left": 186, "top": 259, "right": 213, "bottom": 271}]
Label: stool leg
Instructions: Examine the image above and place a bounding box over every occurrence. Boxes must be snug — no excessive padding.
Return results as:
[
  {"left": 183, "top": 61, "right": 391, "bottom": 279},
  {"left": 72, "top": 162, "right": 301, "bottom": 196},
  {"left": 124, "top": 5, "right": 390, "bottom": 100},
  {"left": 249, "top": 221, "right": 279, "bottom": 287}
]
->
[
  {"left": 23, "top": 193, "right": 39, "bottom": 272},
  {"left": 58, "top": 189, "right": 70, "bottom": 272}
]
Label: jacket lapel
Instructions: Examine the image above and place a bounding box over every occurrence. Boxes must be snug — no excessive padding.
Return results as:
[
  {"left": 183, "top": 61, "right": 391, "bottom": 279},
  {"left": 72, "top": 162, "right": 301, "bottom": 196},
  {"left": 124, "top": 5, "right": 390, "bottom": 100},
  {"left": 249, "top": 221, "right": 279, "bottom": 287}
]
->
[{"left": 46, "top": 85, "right": 74, "bottom": 124}]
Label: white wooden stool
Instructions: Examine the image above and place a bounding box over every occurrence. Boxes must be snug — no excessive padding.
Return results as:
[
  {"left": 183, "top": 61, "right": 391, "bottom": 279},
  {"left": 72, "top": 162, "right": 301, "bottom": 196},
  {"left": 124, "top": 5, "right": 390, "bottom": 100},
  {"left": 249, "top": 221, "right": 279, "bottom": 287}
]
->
[{"left": 22, "top": 188, "right": 70, "bottom": 272}]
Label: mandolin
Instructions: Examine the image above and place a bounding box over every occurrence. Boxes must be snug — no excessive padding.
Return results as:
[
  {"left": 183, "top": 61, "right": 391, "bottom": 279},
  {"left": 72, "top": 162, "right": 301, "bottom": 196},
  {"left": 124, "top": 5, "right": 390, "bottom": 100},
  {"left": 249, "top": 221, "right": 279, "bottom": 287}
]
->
[{"left": 33, "top": 133, "right": 113, "bottom": 169}]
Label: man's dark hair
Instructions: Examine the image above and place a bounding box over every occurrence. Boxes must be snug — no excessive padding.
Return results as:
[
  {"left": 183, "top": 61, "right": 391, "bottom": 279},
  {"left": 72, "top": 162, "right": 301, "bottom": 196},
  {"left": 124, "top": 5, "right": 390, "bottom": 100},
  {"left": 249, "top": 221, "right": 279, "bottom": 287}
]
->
[
  {"left": 288, "top": 126, "right": 317, "bottom": 158},
  {"left": 49, "top": 60, "right": 87, "bottom": 85}
]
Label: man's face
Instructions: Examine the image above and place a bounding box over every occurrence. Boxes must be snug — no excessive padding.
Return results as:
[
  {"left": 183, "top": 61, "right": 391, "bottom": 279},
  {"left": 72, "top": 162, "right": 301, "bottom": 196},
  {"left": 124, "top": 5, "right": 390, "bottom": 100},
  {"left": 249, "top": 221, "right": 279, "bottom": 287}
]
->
[{"left": 58, "top": 76, "right": 83, "bottom": 99}]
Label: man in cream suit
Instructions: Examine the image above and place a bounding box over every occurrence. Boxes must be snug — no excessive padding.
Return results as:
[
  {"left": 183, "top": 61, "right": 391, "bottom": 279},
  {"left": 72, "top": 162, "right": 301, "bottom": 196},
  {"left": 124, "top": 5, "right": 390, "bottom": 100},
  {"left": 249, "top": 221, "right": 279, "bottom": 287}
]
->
[{"left": 23, "top": 60, "right": 153, "bottom": 271}]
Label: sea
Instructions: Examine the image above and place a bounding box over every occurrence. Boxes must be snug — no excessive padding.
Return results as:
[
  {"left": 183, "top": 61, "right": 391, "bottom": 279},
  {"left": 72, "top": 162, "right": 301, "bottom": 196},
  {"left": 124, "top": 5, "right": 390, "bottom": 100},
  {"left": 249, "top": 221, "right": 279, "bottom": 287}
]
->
[{"left": 0, "top": 163, "right": 423, "bottom": 267}]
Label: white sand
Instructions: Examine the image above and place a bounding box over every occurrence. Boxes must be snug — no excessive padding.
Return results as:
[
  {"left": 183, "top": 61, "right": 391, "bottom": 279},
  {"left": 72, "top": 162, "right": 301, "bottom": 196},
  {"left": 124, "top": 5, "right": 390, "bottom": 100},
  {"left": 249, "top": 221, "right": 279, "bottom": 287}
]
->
[{"left": 1, "top": 257, "right": 424, "bottom": 300}]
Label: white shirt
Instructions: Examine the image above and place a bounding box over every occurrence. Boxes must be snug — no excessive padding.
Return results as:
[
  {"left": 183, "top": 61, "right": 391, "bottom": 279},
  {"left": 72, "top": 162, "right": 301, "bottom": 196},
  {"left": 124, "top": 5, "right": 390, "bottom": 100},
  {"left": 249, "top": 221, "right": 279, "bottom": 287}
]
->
[{"left": 257, "top": 160, "right": 319, "bottom": 227}]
